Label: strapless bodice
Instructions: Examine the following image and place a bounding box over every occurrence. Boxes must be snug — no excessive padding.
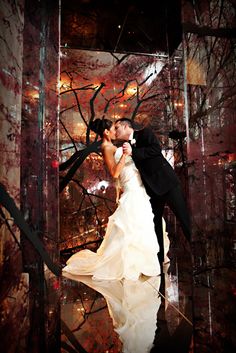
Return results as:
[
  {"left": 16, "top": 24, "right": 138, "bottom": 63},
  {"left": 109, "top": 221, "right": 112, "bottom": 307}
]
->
[{"left": 114, "top": 147, "right": 143, "bottom": 191}]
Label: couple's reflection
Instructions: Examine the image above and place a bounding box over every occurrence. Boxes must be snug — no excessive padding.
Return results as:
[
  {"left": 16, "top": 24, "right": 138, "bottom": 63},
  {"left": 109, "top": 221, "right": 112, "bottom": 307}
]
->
[{"left": 63, "top": 273, "right": 161, "bottom": 353}]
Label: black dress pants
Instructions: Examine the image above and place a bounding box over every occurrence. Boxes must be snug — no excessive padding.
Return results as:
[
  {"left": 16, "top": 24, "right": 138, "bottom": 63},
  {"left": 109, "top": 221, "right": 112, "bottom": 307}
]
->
[{"left": 149, "top": 184, "right": 191, "bottom": 263}]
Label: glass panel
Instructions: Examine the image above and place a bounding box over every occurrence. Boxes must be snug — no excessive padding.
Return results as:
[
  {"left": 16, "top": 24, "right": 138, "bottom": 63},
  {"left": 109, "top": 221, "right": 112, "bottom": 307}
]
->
[{"left": 182, "top": 1, "right": 236, "bottom": 351}]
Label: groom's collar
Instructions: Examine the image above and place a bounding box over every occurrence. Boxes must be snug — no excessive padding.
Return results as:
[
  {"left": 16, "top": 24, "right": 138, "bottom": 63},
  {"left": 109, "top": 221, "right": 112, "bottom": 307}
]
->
[{"left": 128, "top": 130, "right": 134, "bottom": 140}]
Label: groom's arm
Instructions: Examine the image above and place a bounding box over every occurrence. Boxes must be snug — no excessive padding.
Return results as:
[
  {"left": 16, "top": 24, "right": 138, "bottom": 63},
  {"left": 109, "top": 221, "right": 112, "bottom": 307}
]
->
[{"left": 132, "top": 127, "right": 162, "bottom": 162}]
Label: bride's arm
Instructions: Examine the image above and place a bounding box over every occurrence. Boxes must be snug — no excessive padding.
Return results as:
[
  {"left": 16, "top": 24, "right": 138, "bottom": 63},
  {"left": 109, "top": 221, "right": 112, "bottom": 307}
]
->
[{"left": 102, "top": 145, "right": 126, "bottom": 178}]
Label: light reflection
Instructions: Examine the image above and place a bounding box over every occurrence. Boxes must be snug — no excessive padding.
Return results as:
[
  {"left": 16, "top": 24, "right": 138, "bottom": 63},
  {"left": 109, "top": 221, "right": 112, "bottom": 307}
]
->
[
  {"left": 62, "top": 274, "right": 161, "bottom": 353},
  {"left": 126, "top": 85, "right": 137, "bottom": 95},
  {"left": 87, "top": 180, "right": 109, "bottom": 193},
  {"left": 166, "top": 275, "right": 179, "bottom": 304},
  {"left": 112, "top": 113, "right": 121, "bottom": 119},
  {"left": 64, "top": 185, "right": 70, "bottom": 199},
  {"left": 92, "top": 83, "right": 100, "bottom": 90},
  {"left": 143, "top": 61, "right": 165, "bottom": 85},
  {"left": 31, "top": 91, "right": 39, "bottom": 99},
  {"left": 174, "top": 102, "right": 183, "bottom": 107},
  {"left": 207, "top": 274, "right": 213, "bottom": 337}
]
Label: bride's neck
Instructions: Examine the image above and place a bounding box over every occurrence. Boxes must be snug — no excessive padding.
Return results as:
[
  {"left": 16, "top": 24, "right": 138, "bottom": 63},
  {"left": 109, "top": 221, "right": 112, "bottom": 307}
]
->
[{"left": 103, "top": 136, "right": 112, "bottom": 144}]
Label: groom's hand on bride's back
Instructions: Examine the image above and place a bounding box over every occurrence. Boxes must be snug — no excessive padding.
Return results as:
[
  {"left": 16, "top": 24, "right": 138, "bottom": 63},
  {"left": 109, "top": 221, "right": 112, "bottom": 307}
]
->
[{"left": 122, "top": 142, "right": 132, "bottom": 156}]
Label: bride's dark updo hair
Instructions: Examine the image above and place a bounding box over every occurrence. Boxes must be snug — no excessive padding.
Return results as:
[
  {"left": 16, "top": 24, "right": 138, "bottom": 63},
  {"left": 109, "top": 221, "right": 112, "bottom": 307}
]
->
[{"left": 90, "top": 118, "right": 113, "bottom": 138}]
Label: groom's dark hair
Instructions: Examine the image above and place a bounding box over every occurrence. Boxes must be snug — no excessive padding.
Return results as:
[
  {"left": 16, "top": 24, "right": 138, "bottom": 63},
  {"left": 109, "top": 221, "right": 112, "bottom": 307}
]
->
[
  {"left": 116, "top": 117, "right": 142, "bottom": 130},
  {"left": 115, "top": 117, "right": 133, "bottom": 128}
]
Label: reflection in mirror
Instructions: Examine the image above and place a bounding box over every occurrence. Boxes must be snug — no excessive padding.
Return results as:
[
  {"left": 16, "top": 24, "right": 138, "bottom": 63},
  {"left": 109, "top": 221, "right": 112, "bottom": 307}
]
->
[{"left": 62, "top": 274, "right": 161, "bottom": 353}]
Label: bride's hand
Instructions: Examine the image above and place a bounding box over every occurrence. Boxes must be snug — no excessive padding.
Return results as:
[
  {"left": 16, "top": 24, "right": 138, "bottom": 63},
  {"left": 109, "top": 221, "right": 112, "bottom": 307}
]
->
[{"left": 122, "top": 142, "right": 132, "bottom": 156}]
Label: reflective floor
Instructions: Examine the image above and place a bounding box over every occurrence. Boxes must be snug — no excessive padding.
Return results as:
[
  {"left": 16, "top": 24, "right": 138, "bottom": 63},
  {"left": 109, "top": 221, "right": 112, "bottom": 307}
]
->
[
  {"left": 60, "top": 236, "right": 236, "bottom": 353},
  {"left": 60, "top": 239, "right": 194, "bottom": 353},
  {"left": 61, "top": 270, "right": 193, "bottom": 353}
]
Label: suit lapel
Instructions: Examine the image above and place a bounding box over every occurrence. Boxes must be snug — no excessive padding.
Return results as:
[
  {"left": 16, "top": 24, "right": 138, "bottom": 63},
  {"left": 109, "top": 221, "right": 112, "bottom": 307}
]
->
[{"left": 133, "top": 130, "right": 138, "bottom": 141}]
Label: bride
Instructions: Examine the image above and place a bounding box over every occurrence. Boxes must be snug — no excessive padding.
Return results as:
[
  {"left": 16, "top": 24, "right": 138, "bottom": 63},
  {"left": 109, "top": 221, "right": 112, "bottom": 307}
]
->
[{"left": 62, "top": 118, "right": 161, "bottom": 280}]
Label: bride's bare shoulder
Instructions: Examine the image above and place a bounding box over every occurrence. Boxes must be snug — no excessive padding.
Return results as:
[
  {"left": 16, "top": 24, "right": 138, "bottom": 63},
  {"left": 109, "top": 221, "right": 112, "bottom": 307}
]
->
[{"left": 101, "top": 142, "right": 117, "bottom": 154}]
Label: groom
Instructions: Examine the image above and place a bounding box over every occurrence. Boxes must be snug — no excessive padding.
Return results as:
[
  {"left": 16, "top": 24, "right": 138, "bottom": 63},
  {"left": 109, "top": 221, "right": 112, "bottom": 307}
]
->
[{"left": 115, "top": 118, "right": 191, "bottom": 265}]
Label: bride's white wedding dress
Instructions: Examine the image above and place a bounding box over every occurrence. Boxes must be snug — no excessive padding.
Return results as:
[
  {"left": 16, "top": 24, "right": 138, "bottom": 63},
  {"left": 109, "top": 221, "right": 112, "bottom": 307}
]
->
[{"left": 63, "top": 147, "right": 161, "bottom": 280}]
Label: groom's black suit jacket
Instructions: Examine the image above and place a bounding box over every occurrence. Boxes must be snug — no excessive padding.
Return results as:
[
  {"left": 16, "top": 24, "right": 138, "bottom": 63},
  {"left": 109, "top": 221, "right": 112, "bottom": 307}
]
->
[{"left": 132, "top": 127, "right": 180, "bottom": 196}]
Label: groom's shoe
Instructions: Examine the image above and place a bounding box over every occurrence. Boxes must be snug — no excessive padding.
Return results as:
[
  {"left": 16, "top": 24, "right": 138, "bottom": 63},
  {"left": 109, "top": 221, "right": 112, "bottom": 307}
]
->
[
  {"left": 158, "top": 251, "right": 164, "bottom": 265},
  {"left": 159, "top": 260, "right": 164, "bottom": 275}
]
